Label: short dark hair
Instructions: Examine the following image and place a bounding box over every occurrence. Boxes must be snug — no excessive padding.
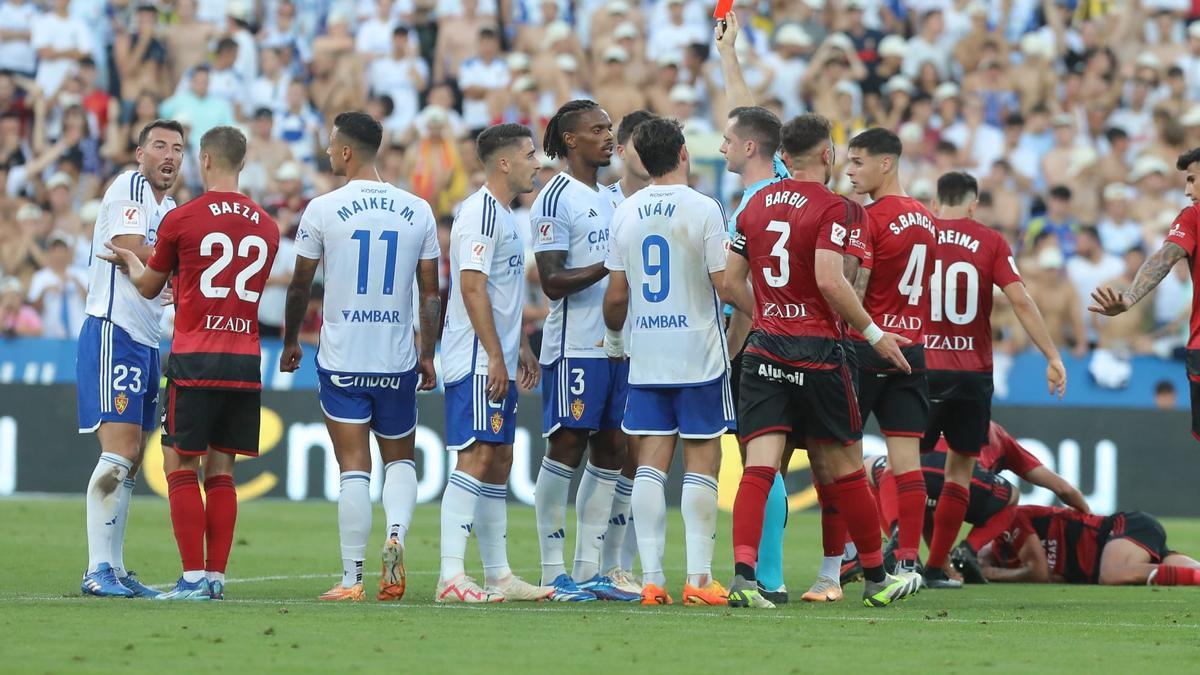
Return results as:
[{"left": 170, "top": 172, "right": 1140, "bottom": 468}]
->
[
  {"left": 200, "top": 126, "right": 247, "bottom": 169},
  {"left": 1155, "top": 379, "right": 1177, "bottom": 395},
  {"left": 333, "top": 111, "right": 384, "bottom": 155},
  {"left": 393, "top": 25, "right": 409, "bottom": 37},
  {"left": 192, "top": 64, "right": 211, "bottom": 75},
  {"left": 616, "top": 109, "right": 655, "bottom": 146},
  {"left": 476, "top": 123, "right": 533, "bottom": 164},
  {"left": 138, "top": 119, "right": 185, "bottom": 147},
  {"left": 1003, "top": 112, "right": 1025, "bottom": 127},
  {"left": 135, "top": 3, "right": 157, "bottom": 14},
  {"left": 216, "top": 37, "right": 238, "bottom": 53},
  {"left": 1078, "top": 225, "right": 1101, "bottom": 244},
  {"left": 544, "top": 99, "right": 601, "bottom": 159},
  {"left": 780, "top": 113, "right": 831, "bottom": 158},
  {"left": 848, "top": 127, "right": 902, "bottom": 157},
  {"left": 1176, "top": 147, "right": 1200, "bottom": 171},
  {"left": 934, "top": 139, "right": 957, "bottom": 155},
  {"left": 936, "top": 171, "right": 978, "bottom": 207},
  {"left": 79, "top": 56, "right": 96, "bottom": 69},
  {"left": 253, "top": 107, "right": 273, "bottom": 120},
  {"left": 728, "top": 106, "right": 781, "bottom": 159},
  {"left": 632, "top": 117, "right": 685, "bottom": 178},
  {"left": 1105, "top": 126, "right": 1129, "bottom": 143},
  {"left": 1048, "top": 184, "right": 1072, "bottom": 201},
  {"left": 479, "top": 27, "right": 498, "bottom": 40}
]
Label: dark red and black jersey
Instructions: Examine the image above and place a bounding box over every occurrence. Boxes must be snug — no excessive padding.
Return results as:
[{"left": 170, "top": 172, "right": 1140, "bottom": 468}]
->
[
  {"left": 990, "top": 505, "right": 1114, "bottom": 583},
  {"left": 148, "top": 191, "right": 279, "bottom": 390},
  {"left": 853, "top": 194, "right": 937, "bottom": 344},
  {"left": 933, "top": 421, "right": 1043, "bottom": 477},
  {"left": 925, "top": 217, "right": 1021, "bottom": 372},
  {"left": 732, "top": 179, "right": 866, "bottom": 367},
  {"left": 1163, "top": 205, "right": 1200, "bottom": 350}
]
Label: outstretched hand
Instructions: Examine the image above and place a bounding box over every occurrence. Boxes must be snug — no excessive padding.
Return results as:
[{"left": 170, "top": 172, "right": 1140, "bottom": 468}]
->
[{"left": 1088, "top": 286, "right": 1130, "bottom": 317}]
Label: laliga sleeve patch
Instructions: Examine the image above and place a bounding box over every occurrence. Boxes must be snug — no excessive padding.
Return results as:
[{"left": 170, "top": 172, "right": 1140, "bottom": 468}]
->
[
  {"left": 830, "top": 223, "right": 847, "bottom": 247},
  {"left": 122, "top": 206, "right": 143, "bottom": 230},
  {"left": 537, "top": 220, "right": 556, "bottom": 245},
  {"left": 470, "top": 240, "right": 489, "bottom": 264}
]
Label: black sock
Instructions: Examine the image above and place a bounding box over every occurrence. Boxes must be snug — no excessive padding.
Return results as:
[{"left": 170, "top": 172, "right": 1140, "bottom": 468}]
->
[
  {"left": 735, "top": 562, "right": 756, "bottom": 581},
  {"left": 863, "top": 565, "right": 886, "bottom": 584}
]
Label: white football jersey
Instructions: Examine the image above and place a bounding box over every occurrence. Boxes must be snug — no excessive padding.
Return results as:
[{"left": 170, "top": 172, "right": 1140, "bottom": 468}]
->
[
  {"left": 84, "top": 170, "right": 175, "bottom": 346},
  {"left": 606, "top": 184, "right": 729, "bottom": 386},
  {"left": 294, "top": 180, "right": 439, "bottom": 375},
  {"left": 442, "top": 186, "right": 527, "bottom": 384},
  {"left": 607, "top": 181, "right": 625, "bottom": 204},
  {"left": 531, "top": 172, "right": 620, "bottom": 364}
]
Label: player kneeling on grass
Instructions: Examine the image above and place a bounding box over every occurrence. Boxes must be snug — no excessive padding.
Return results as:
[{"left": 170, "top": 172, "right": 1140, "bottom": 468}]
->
[
  {"left": 602, "top": 116, "right": 733, "bottom": 607},
  {"left": 101, "top": 126, "right": 279, "bottom": 600},
  {"left": 723, "top": 114, "right": 921, "bottom": 609},
  {"left": 280, "top": 112, "right": 441, "bottom": 602},
  {"left": 436, "top": 124, "right": 551, "bottom": 603},
  {"left": 980, "top": 505, "right": 1200, "bottom": 587}
]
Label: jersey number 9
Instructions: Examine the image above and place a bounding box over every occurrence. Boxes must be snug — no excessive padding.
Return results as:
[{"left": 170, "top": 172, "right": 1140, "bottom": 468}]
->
[{"left": 641, "top": 235, "right": 670, "bottom": 303}]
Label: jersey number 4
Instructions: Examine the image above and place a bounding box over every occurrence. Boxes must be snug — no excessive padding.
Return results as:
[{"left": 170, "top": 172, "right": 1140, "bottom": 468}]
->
[{"left": 200, "top": 232, "right": 270, "bottom": 302}]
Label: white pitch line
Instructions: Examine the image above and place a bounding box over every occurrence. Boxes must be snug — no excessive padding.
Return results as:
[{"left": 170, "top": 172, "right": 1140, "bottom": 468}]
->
[{"left": 2, "top": 593, "right": 1197, "bottom": 631}]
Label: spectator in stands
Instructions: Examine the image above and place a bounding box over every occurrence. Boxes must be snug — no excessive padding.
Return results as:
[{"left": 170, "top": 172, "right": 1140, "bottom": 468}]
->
[
  {"left": 1023, "top": 239, "right": 1088, "bottom": 358},
  {"left": 1154, "top": 380, "right": 1178, "bottom": 410},
  {"left": 1024, "top": 185, "right": 1080, "bottom": 256},
  {"left": 1068, "top": 226, "right": 1124, "bottom": 346},
  {"left": 160, "top": 66, "right": 235, "bottom": 149},
  {"left": 1128, "top": 155, "right": 1176, "bottom": 225},
  {"left": 406, "top": 106, "right": 466, "bottom": 219},
  {"left": 0, "top": 0, "right": 36, "bottom": 78},
  {"left": 27, "top": 233, "right": 86, "bottom": 340},
  {"left": 274, "top": 79, "right": 322, "bottom": 166},
  {"left": 0, "top": 275, "right": 41, "bottom": 337},
  {"left": 258, "top": 213, "right": 296, "bottom": 339},
  {"left": 241, "top": 108, "right": 294, "bottom": 202},
  {"left": 1094, "top": 246, "right": 1154, "bottom": 355},
  {"left": 433, "top": 0, "right": 494, "bottom": 83},
  {"left": 457, "top": 27, "right": 510, "bottom": 135},
  {"left": 1097, "top": 184, "right": 1143, "bottom": 255},
  {"left": 113, "top": 4, "right": 168, "bottom": 102},
  {"left": 208, "top": 38, "right": 246, "bottom": 109},
  {"left": 593, "top": 46, "right": 644, "bottom": 127},
  {"left": 367, "top": 26, "right": 429, "bottom": 135},
  {"left": 31, "top": 0, "right": 91, "bottom": 98}
]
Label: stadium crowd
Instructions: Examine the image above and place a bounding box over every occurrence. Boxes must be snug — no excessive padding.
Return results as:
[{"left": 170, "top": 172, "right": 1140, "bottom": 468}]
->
[{"left": 0, "top": 0, "right": 1197, "bottom": 366}]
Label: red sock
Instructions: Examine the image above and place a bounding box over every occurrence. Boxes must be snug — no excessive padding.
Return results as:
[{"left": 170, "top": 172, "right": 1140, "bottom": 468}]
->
[
  {"left": 926, "top": 482, "right": 969, "bottom": 568},
  {"left": 827, "top": 468, "right": 884, "bottom": 569},
  {"left": 1151, "top": 565, "right": 1200, "bottom": 586},
  {"left": 876, "top": 468, "right": 899, "bottom": 531},
  {"left": 732, "top": 466, "right": 776, "bottom": 570},
  {"left": 167, "top": 470, "right": 206, "bottom": 572},
  {"left": 966, "top": 505, "right": 1015, "bottom": 552},
  {"left": 894, "top": 470, "right": 927, "bottom": 562},
  {"left": 204, "top": 474, "right": 238, "bottom": 574},
  {"left": 814, "top": 483, "right": 847, "bottom": 558}
]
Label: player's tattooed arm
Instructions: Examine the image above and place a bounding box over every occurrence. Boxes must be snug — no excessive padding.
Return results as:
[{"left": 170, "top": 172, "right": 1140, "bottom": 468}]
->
[
  {"left": 1090, "top": 242, "right": 1187, "bottom": 315},
  {"left": 850, "top": 266, "right": 871, "bottom": 303},
  {"left": 280, "top": 255, "right": 320, "bottom": 372},
  {"left": 415, "top": 258, "right": 441, "bottom": 391},
  {"left": 534, "top": 250, "right": 608, "bottom": 301}
]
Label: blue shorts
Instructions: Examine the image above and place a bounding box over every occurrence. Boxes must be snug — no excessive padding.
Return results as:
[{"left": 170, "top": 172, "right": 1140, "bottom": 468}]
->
[
  {"left": 76, "top": 316, "right": 161, "bottom": 433},
  {"left": 621, "top": 374, "right": 736, "bottom": 439},
  {"left": 445, "top": 375, "right": 519, "bottom": 451},
  {"left": 541, "top": 357, "right": 629, "bottom": 437},
  {"left": 317, "top": 369, "right": 419, "bottom": 439}
]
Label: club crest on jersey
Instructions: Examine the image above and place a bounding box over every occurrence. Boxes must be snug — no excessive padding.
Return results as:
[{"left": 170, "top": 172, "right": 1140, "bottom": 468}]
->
[
  {"left": 114, "top": 392, "right": 129, "bottom": 415},
  {"left": 537, "top": 221, "right": 555, "bottom": 245},
  {"left": 490, "top": 411, "right": 504, "bottom": 434},
  {"left": 570, "top": 398, "right": 585, "bottom": 421}
]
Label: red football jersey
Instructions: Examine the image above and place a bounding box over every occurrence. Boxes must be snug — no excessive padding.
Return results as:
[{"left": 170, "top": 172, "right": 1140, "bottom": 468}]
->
[
  {"left": 1164, "top": 205, "right": 1200, "bottom": 350},
  {"left": 990, "top": 505, "right": 1111, "bottom": 583},
  {"left": 925, "top": 217, "right": 1021, "bottom": 372},
  {"left": 933, "top": 421, "right": 1043, "bottom": 477},
  {"left": 731, "top": 179, "right": 865, "bottom": 343},
  {"left": 857, "top": 195, "right": 938, "bottom": 343},
  {"left": 148, "top": 191, "right": 280, "bottom": 389}
]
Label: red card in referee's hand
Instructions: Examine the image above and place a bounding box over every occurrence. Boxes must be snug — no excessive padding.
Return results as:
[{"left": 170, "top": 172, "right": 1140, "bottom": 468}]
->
[{"left": 713, "top": 0, "right": 733, "bottom": 19}]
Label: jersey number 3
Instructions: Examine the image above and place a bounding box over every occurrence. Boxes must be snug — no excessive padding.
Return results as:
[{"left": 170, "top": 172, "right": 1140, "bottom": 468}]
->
[
  {"left": 200, "top": 232, "right": 269, "bottom": 302},
  {"left": 763, "top": 220, "right": 790, "bottom": 288}
]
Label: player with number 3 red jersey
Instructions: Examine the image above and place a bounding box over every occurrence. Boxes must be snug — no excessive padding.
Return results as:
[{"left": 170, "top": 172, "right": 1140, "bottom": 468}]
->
[{"left": 100, "top": 126, "right": 278, "bottom": 601}]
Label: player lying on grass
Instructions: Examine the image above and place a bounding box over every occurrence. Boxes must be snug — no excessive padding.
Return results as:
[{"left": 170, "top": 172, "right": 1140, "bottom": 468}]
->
[
  {"left": 980, "top": 505, "right": 1200, "bottom": 586},
  {"left": 861, "top": 421, "right": 1089, "bottom": 584}
]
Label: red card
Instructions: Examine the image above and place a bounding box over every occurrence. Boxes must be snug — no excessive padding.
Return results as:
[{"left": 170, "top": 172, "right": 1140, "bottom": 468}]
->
[{"left": 713, "top": 0, "right": 733, "bottom": 19}]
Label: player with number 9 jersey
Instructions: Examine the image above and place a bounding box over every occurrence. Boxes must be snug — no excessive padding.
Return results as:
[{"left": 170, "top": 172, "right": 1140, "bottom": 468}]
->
[{"left": 149, "top": 188, "right": 279, "bottom": 455}]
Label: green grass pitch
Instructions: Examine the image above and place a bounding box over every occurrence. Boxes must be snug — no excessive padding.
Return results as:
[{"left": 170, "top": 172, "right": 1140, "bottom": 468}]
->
[{"left": 1, "top": 497, "right": 1198, "bottom": 674}]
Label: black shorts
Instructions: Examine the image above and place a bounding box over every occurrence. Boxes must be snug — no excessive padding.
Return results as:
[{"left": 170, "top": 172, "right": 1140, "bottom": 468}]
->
[
  {"left": 737, "top": 352, "right": 862, "bottom": 446},
  {"left": 1107, "top": 511, "right": 1172, "bottom": 562},
  {"left": 919, "top": 452, "right": 1014, "bottom": 526},
  {"left": 855, "top": 342, "right": 929, "bottom": 437},
  {"left": 161, "top": 381, "right": 261, "bottom": 456},
  {"left": 1187, "top": 350, "right": 1200, "bottom": 442},
  {"left": 921, "top": 371, "right": 993, "bottom": 456}
]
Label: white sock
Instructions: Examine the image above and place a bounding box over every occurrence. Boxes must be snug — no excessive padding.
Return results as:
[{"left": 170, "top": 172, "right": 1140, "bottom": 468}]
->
[
  {"left": 620, "top": 514, "right": 638, "bottom": 573},
  {"left": 476, "top": 482, "right": 511, "bottom": 584},
  {"left": 602, "top": 475, "right": 634, "bottom": 572},
  {"left": 843, "top": 541, "right": 858, "bottom": 561},
  {"left": 383, "top": 460, "right": 418, "bottom": 545},
  {"left": 110, "top": 476, "right": 136, "bottom": 577},
  {"left": 338, "top": 471, "right": 371, "bottom": 587},
  {"left": 681, "top": 473, "right": 718, "bottom": 587},
  {"left": 86, "top": 453, "right": 132, "bottom": 574},
  {"left": 534, "top": 456, "right": 573, "bottom": 584},
  {"left": 440, "top": 471, "right": 482, "bottom": 581},
  {"left": 573, "top": 462, "right": 619, "bottom": 582},
  {"left": 182, "top": 570, "right": 205, "bottom": 583},
  {"left": 205, "top": 571, "right": 225, "bottom": 585},
  {"left": 632, "top": 466, "right": 667, "bottom": 588},
  {"left": 820, "top": 556, "right": 842, "bottom": 582}
]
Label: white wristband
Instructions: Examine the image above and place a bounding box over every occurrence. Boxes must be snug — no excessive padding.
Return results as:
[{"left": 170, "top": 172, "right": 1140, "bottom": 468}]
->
[
  {"left": 863, "top": 322, "right": 884, "bottom": 346},
  {"left": 603, "top": 328, "right": 625, "bottom": 358}
]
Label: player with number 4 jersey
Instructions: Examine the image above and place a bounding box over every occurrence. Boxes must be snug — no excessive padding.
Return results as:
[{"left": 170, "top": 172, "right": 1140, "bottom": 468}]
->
[
  {"left": 920, "top": 172, "right": 1066, "bottom": 588},
  {"left": 101, "top": 126, "right": 278, "bottom": 601}
]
